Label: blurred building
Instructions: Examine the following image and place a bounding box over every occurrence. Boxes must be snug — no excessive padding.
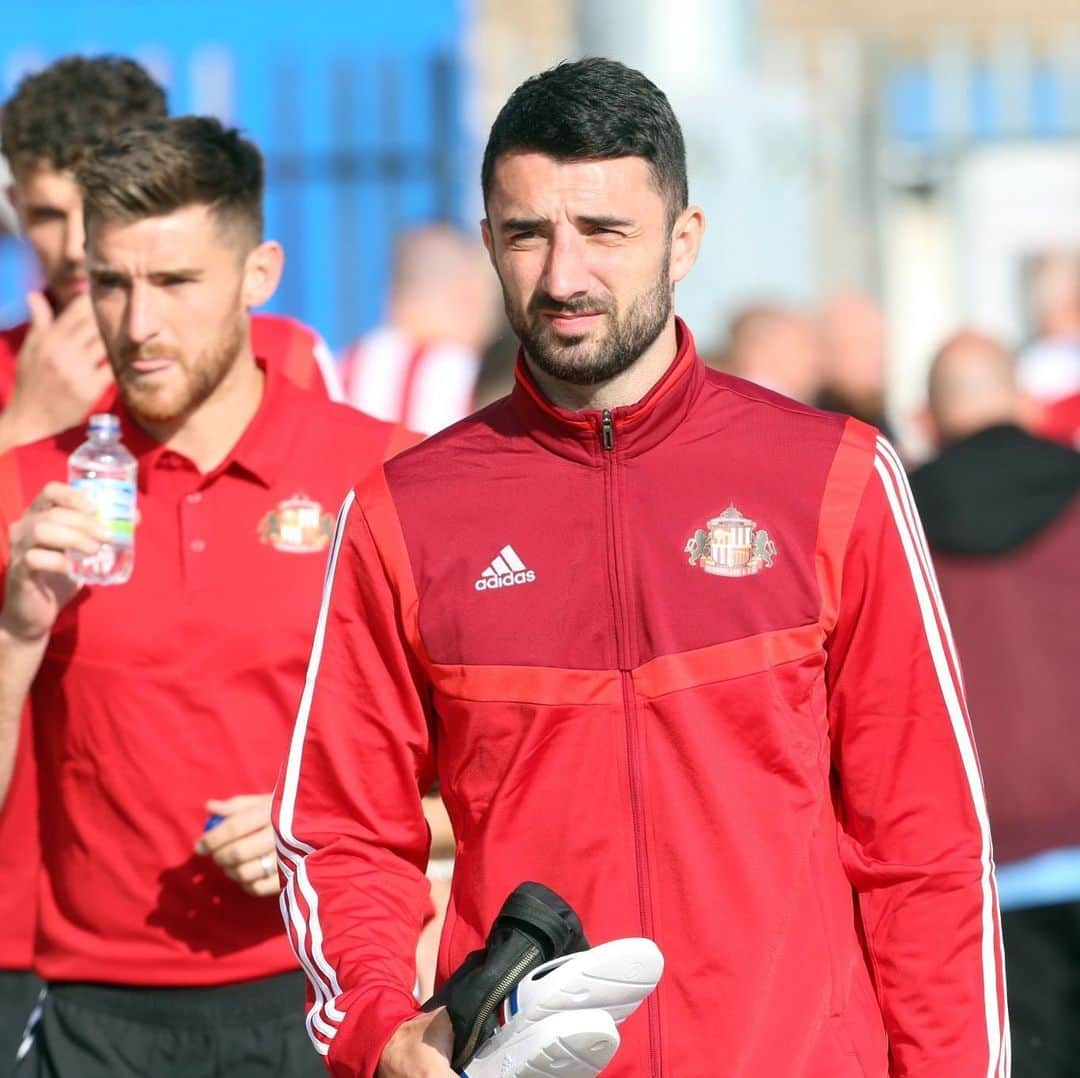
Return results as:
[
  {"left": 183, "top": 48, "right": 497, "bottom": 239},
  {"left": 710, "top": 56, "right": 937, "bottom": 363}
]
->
[
  {"left": 761, "top": 0, "right": 1080, "bottom": 449},
  {"left": 0, "top": 1, "right": 470, "bottom": 351}
]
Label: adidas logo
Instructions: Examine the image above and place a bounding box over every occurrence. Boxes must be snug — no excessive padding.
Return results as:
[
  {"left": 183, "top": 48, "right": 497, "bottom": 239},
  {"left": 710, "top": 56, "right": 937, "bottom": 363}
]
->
[{"left": 474, "top": 545, "right": 536, "bottom": 592}]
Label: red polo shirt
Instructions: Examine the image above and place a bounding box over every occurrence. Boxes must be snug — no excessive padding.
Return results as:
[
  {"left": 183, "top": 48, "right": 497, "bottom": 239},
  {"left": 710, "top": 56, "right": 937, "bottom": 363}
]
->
[
  {"left": 0, "top": 356, "right": 416, "bottom": 985},
  {"left": 0, "top": 312, "right": 342, "bottom": 974}
]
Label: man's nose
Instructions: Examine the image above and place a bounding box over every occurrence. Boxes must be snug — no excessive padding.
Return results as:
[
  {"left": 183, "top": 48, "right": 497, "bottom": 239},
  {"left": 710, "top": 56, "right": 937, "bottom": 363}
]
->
[
  {"left": 126, "top": 280, "right": 161, "bottom": 343},
  {"left": 542, "top": 228, "right": 592, "bottom": 303},
  {"left": 64, "top": 207, "right": 85, "bottom": 269}
]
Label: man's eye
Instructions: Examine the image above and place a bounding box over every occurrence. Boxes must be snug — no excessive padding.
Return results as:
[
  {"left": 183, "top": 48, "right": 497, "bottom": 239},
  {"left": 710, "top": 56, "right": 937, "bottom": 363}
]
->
[{"left": 91, "top": 275, "right": 123, "bottom": 290}]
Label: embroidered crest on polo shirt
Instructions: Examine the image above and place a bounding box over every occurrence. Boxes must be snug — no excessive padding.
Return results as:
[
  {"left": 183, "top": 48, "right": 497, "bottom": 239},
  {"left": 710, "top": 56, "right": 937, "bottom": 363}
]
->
[
  {"left": 258, "top": 494, "right": 334, "bottom": 553},
  {"left": 684, "top": 505, "right": 777, "bottom": 577}
]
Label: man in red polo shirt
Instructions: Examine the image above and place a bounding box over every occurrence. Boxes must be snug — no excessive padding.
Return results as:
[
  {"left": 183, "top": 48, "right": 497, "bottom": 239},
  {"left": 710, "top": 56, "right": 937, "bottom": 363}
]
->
[
  {"left": 0, "top": 57, "right": 348, "bottom": 1061},
  {"left": 0, "top": 116, "right": 408, "bottom": 1076}
]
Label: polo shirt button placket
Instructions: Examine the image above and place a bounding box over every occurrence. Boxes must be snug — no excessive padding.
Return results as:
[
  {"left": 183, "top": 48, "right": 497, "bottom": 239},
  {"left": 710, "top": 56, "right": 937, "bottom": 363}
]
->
[{"left": 182, "top": 489, "right": 208, "bottom": 588}]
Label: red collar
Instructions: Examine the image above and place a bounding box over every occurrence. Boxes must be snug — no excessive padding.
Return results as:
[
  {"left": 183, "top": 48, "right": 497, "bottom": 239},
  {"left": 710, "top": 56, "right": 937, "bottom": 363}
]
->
[
  {"left": 107, "top": 352, "right": 302, "bottom": 492},
  {"left": 510, "top": 317, "right": 705, "bottom": 463}
]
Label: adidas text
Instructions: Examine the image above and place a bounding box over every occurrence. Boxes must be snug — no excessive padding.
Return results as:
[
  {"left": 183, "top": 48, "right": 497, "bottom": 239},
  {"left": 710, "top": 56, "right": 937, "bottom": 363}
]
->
[
  {"left": 475, "top": 545, "right": 536, "bottom": 591},
  {"left": 475, "top": 569, "right": 536, "bottom": 591}
]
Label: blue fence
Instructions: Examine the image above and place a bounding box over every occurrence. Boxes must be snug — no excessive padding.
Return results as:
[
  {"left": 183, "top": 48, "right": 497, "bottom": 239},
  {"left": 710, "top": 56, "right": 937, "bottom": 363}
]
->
[{"left": 0, "top": 1, "right": 468, "bottom": 350}]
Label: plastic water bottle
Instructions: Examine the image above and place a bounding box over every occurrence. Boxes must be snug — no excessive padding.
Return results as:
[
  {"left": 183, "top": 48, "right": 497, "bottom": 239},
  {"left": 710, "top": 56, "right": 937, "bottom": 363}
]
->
[{"left": 67, "top": 414, "right": 137, "bottom": 585}]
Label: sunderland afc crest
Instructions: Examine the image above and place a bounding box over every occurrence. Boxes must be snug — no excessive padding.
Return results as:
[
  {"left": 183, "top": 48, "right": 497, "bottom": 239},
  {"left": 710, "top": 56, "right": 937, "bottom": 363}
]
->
[
  {"left": 685, "top": 505, "right": 777, "bottom": 577},
  {"left": 258, "top": 493, "right": 334, "bottom": 553}
]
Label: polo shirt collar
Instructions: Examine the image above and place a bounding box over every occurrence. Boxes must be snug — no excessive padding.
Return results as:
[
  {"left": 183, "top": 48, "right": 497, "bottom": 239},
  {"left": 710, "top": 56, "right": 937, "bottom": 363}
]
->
[{"left": 113, "top": 351, "right": 298, "bottom": 491}]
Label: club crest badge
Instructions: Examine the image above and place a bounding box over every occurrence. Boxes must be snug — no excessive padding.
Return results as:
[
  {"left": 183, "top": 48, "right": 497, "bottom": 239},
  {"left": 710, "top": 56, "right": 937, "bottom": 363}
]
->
[
  {"left": 684, "top": 505, "right": 777, "bottom": 577},
  {"left": 258, "top": 493, "right": 334, "bottom": 554}
]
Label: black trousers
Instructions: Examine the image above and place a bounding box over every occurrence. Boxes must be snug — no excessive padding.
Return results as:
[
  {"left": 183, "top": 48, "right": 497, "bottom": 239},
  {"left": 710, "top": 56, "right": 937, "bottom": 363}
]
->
[
  {"left": 0, "top": 970, "right": 43, "bottom": 1077},
  {"left": 15, "top": 971, "right": 324, "bottom": 1078},
  {"left": 1002, "top": 900, "right": 1080, "bottom": 1078}
]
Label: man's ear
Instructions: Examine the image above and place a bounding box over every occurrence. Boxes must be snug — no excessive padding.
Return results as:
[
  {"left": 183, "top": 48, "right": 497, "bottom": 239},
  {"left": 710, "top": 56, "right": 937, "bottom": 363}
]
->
[
  {"left": 242, "top": 240, "right": 284, "bottom": 309},
  {"left": 669, "top": 204, "right": 705, "bottom": 286}
]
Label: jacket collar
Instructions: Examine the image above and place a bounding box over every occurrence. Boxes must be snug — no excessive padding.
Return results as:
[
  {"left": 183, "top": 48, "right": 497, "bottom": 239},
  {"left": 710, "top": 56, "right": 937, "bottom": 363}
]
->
[{"left": 509, "top": 317, "right": 705, "bottom": 464}]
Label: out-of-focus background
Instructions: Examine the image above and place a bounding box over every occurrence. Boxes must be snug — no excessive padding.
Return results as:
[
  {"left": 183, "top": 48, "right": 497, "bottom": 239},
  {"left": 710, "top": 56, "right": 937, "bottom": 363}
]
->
[{"left": 3, "top": 0, "right": 1080, "bottom": 453}]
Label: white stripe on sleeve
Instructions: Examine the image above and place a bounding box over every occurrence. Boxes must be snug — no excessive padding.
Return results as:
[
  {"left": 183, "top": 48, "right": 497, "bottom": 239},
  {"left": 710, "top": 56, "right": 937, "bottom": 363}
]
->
[
  {"left": 872, "top": 445, "right": 1006, "bottom": 1077},
  {"left": 274, "top": 489, "right": 357, "bottom": 1051}
]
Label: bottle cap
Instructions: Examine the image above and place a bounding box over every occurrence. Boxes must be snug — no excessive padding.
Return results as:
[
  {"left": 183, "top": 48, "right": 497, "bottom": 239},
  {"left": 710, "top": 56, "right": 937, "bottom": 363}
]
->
[{"left": 88, "top": 413, "right": 120, "bottom": 436}]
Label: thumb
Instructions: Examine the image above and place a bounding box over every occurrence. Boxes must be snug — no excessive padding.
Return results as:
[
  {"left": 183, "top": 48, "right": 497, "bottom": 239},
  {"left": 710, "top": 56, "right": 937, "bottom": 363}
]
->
[
  {"left": 25, "top": 291, "right": 54, "bottom": 334},
  {"left": 204, "top": 796, "right": 250, "bottom": 816}
]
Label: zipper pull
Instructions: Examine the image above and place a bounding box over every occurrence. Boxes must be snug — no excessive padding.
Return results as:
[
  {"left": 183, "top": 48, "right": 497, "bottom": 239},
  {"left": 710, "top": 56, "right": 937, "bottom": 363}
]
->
[{"left": 601, "top": 409, "right": 615, "bottom": 451}]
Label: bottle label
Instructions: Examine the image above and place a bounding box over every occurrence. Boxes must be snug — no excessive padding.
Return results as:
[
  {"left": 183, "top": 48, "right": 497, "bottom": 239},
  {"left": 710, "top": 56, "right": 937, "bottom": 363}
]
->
[{"left": 71, "top": 478, "right": 136, "bottom": 543}]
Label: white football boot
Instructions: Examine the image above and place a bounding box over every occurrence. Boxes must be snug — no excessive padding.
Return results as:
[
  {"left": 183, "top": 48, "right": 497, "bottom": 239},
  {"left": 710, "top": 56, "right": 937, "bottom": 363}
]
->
[
  {"left": 459, "top": 1008, "right": 620, "bottom": 1078},
  {"left": 499, "top": 937, "right": 663, "bottom": 1030}
]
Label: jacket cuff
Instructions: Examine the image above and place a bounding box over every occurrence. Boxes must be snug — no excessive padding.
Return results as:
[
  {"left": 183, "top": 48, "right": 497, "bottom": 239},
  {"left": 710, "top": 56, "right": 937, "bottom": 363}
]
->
[{"left": 327, "top": 987, "right": 421, "bottom": 1078}]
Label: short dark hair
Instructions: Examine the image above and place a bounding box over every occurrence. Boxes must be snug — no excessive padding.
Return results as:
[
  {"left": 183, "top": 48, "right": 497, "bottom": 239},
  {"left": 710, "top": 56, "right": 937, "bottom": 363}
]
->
[
  {"left": 77, "top": 116, "right": 264, "bottom": 247},
  {"left": 481, "top": 58, "right": 688, "bottom": 223},
  {"left": 1, "top": 55, "right": 167, "bottom": 175}
]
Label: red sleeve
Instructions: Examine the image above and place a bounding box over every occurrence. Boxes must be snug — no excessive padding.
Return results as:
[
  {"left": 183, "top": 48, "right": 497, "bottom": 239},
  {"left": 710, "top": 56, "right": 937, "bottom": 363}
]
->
[
  {"left": 272, "top": 467, "right": 434, "bottom": 1077},
  {"left": 825, "top": 436, "right": 1008, "bottom": 1077}
]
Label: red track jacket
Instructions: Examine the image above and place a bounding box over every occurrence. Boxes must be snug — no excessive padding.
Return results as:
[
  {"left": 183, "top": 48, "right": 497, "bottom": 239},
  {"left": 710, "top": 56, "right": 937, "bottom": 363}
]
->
[{"left": 272, "top": 321, "right": 1008, "bottom": 1078}]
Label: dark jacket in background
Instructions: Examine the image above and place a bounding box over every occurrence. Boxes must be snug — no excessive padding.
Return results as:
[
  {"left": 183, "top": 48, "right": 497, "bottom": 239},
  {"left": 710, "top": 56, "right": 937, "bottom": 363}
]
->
[{"left": 910, "top": 425, "right": 1080, "bottom": 863}]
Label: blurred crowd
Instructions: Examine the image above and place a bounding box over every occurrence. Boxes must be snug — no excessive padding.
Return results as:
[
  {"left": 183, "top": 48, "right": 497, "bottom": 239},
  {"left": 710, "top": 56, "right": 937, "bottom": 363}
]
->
[{"left": 0, "top": 43, "right": 1077, "bottom": 1078}]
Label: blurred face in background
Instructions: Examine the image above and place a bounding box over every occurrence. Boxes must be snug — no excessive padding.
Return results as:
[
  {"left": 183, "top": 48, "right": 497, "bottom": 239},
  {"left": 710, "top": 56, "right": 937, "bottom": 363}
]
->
[
  {"left": 86, "top": 203, "right": 278, "bottom": 427},
  {"left": 482, "top": 152, "right": 698, "bottom": 386},
  {"left": 9, "top": 165, "right": 89, "bottom": 309}
]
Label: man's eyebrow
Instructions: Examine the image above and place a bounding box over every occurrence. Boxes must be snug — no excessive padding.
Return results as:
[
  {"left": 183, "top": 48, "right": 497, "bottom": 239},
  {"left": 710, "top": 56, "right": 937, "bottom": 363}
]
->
[
  {"left": 576, "top": 214, "right": 635, "bottom": 229},
  {"left": 500, "top": 216, "right": 546, "bottom": 233}
]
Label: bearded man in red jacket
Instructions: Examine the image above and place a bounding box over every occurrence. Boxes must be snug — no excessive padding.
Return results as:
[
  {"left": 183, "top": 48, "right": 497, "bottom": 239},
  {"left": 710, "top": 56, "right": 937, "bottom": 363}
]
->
[{"left": 273, "top": 58, "right": 1009, "bottom": 1078}]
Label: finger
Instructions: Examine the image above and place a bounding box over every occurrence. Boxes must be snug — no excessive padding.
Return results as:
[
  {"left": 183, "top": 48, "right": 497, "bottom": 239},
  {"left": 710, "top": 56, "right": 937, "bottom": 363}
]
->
[
  {"left": 53, "top": 293, "right": 94, "bottom": 330},
  {"left": 26, "top": 520, "right": 105, "bottom": 557},
  {"left": 205, "top": 794, "right": 265, "bottom": 816},
  {"left": 207, "top": 830, "right": 274, "bottom": 870},
  {"left": 25, "top": 292, "right": 54, "bottom": 334},
  {"left": 30, "top": 483, "right": 96, "bottom": 516},
  {"left": 36, "top": 507, "right": 112, "bottom": 539},
  {"left": 245, "top": 874, "right": 281, "bottom": 897},
  {"left": 221, "top": 852, "right": 277, "bottom": 885},
  {"left": 72, "top": 326, "right": 105, "bottom": 357},
  {"left": 23, "top": 548, "right": 78, "bottom": 575},
  {"left": 196, "top": 809, "right": 270, "bottom": 855}
]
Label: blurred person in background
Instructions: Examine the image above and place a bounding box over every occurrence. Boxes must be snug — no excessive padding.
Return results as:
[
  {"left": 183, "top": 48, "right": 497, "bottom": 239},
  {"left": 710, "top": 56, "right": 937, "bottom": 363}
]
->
[
  {"left": 338, "top": 223, "right": 499, "bottom": 434},
  {"left": 910, "top": 329, "right": 1080, "bottom": 1078},
  {"left": 0, "top": 156, "right": 18, "bottom": 239},
  {"left": 1017, "top": 252, "right": 1080, "bottom": 448},
  {"left": 0, "top": 116, "right": 413, "bottom": 1077},
  {"left": 1017, "top": 251, "right": 1080, "bottom": 405},
  {"left": 0, "top": 53, "right": 168, "bottom": 1066},
  {"left": 818, "top": 290, "right": 892, "bottom": 434},
  {"left": 0, "top": 55, "right": 342, "bottom": 459},
  {"left": 721, "top": 303, "right": 824, "bottom": 403}
]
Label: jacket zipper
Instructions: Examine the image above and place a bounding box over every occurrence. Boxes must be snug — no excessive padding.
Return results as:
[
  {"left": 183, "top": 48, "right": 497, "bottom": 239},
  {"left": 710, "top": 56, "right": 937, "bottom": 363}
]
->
[
  {"left": 455, "top": 942, "right": 542, "bottom": 1067},
  {"left": 600, "top": 409, "right": 662, "bottom": 1076}
]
